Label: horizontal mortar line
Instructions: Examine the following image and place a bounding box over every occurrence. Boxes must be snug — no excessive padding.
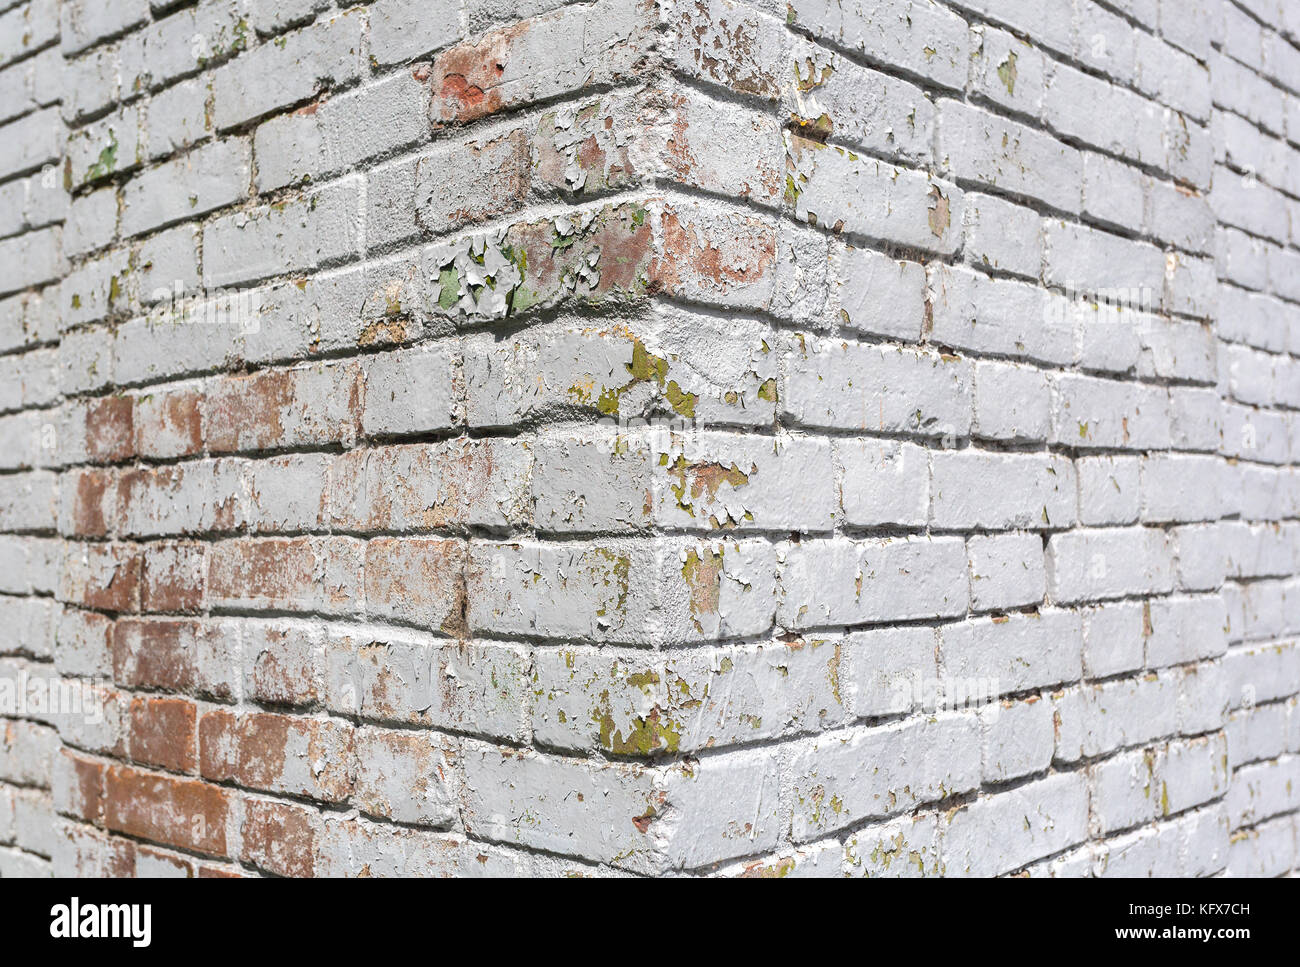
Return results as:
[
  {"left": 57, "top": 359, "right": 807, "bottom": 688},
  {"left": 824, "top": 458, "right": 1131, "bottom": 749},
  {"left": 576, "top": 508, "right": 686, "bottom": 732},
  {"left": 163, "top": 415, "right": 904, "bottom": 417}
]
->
[
  {"left": 35, "top": 504, "right": 1279, "bottom": 549},
  {"left": 1206, "top": 220, "right": 1300, "bottom": 264},
  {"left": 0, "top": 840, "right": 53, "bottom": 863},
  {"left": 1229, "top": 749, "right": 1300, "bottom": 772},
  {"left": 0, "top": 215, "right": 67, "bottom": 245},
  {"left": 27, "top": 412, "right": 1256, "bottom": 479},
  {"left": 1228, "top": 803, "right": 1300, "bottom": 837},
  {"left": 17, "top": 710, "right": 1281, "bottom": 830},
  {"left": 0, "top": 33, "right": 61, "bottom": 73},
  {"left": 43, "top": 599, "right": 1249, "bottom": 662},
  {"left": 0, "top": 398, "right": 62, "bottom": 420}
]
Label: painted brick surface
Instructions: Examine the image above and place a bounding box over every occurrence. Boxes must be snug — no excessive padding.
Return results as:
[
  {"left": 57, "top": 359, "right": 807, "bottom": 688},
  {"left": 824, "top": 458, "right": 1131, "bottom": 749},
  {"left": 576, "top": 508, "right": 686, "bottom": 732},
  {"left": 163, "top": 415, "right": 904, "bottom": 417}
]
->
[{"left": 1, "top": 0, "right": 1299, "bottom": 879}]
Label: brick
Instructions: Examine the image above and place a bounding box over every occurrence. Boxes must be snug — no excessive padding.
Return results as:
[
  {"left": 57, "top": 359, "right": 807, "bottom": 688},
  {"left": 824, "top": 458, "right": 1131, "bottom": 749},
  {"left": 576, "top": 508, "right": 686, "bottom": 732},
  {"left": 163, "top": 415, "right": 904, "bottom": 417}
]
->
[
  {"left": 199, "top": 710, "right": 353, "bottom": 803},
  {"left": 127, "top": 696, "right": 196, "bottom": 772},
  {"left": 121, "top": 139, "right": 251, "bottom": 238},
  {"left": 938, "top": 99, "right": 1083, "bottom": 212},
  {"left": 786, "top": 0, "right": 969, "bottom": 90},
  {"left": 932, "top": 451, "right": 1076, "bottom": 530},
  {"left": 779, "top": 536, "right": 968, "bottom": 628},
  {"left": 208, "top": 538, "right": 363, "bottom": 615},
  {"left": 788, "top": 714, "right": 981, "bottom": 840},
  {"left": 782, "top": 336, "right": 972, "bottom": 438},
  {"left": 941, "top": 611, "right": 1083, "bottom": 696},
  {"left": 203, "top": 178, "right": 361, "bottom": 288},
  {"left": 1046, "top": 527, "right": 1175, "bottom": 603},
  {"left": 103, "top": 765, "right": 229, "bottom": 855},
  {"left": 1, "top": 0, "right": 1297, "bottom": 882},
  {"left": 942, "top": 772, "right": 1089, "bottom": 876},
  {"left": 239, "top": 796, "right": 320, "bottom": 877},
  {"left": 255, "top": 72, "right": 428, "bottom": 193},
  {"left": 364, "top": 537, "right": 465, "bottom": 631},
  {"left": 787, "top": 135, "right": 963, "bottom": 254},
  {"left": 211, "top": 12, "right": 364, "bottom": 130},
  {"left": 428, "top": 0, "right": 655, "bottom": 125},
  {"left": 350, "top": 727, "right": 458, "bottom": 827},
  {"left": 201, "top": 361, "right": 364, "bottom": 455},
  {"left": 967, "top": 532, "right": 1046, "bottom": 612}
]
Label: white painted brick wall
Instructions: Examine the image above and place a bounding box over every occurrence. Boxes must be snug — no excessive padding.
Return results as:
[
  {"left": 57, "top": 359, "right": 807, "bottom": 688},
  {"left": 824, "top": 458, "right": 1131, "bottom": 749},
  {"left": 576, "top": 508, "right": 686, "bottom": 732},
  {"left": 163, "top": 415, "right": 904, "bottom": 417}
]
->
[{"left": 0, "top": 0, "right": 1297, "bottom": 879}]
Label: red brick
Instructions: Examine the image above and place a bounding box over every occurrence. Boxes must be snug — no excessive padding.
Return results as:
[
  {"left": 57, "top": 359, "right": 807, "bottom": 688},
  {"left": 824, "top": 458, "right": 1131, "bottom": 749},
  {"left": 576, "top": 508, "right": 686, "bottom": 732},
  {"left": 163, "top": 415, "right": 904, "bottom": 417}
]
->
[
  {"left": 198, "top": 708, "right": 238, "bottom": 781},
  {"left": 128, "top": 696, "right": 197, "bottom": 772},
  {"left": 197, "top": 864, "right": 245, "bottom": 878},
  {"left": 132, "top": 387, "right": 203, "bottom": 459},
  {"left": 57, "top": 750, "right": 105, "bottom": 822},
  {"left": 64, "top": 467, "right": 117, "bottom": 537},
  {"left": 207, "top": 537, "right": 363, "bottom": 614},
  {"left": 60, "top": 542, "right": 143, "bottom": 612},
  {"left": 245, "top": 622, "right": 321, "bottom": 707},
  {"left": 103, "top": 764, "right": 230, "bottom": 856},
  {"left": 141, "top": 541, "right": 207, "bottom": 613},
  {"left": 201, "top": 711, "right": 353, "bottom": 803},
  {"left": 112, "top": 618, "right": 200, "bottom": 691},
  {"left": 55, "top": 822, "right": 137, "bottom": 877},
  {"left": 363, "top": 537, "right": 465, "bottom": 633},
  {"left": 240, "top": 798, "right": 320, "bottom": 877},
  {"left": 200, "top": 363, "right": 363, "bottom": 455},
  {"left": 648, "top": 202, "right": 777, "bottom": 306},
  {"left": 84, "top": 395, "right": 135, "bottom": 463}
]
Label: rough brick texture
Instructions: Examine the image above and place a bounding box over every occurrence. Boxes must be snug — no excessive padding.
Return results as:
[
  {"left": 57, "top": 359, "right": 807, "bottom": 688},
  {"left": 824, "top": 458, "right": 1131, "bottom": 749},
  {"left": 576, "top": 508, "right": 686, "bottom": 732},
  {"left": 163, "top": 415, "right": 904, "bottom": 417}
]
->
[{"left": 2, "top": 0, "right": 1300, "bottom": 878}]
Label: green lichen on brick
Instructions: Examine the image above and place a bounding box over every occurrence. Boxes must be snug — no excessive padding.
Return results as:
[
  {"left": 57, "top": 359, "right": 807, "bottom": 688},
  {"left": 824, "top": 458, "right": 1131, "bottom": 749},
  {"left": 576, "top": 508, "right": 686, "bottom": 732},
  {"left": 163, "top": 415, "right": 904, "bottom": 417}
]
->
[
  {"left": 436, "top": 265, "right": 460, "bottom": 310},
  {"left": 84, "top": 131, "right": 119, "bottom": 183},
  {"left": 794, "top": 57, "right": 833, "bottom": 92},
  {"left": 596, "top": 705, "right": 682, "bottom": 756},
  {"left": 591, "top": 547, "right": 630, "bottom": 618},
  {"left": 997, "top": 52, "right": 1018, "bottom": 94},
  {"left": 665, "top": 380, "right": 698, "bottom": 418}
]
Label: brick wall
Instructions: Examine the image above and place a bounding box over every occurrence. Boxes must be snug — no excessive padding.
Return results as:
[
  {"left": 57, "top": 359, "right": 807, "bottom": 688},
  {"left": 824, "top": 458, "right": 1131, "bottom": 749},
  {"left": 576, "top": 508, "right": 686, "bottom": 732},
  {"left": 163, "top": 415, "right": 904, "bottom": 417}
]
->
[{"left": 1, "top": 0, "right": 1298, "bottom": 877}]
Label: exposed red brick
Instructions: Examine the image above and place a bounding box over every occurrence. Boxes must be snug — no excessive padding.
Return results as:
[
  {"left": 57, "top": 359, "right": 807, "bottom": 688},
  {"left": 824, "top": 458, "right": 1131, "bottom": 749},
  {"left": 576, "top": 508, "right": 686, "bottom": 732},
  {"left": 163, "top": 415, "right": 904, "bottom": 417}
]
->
[
  {"left": 201, "top": 363, "right": 363, "bottom": 455},
  {"left": 198, "top": 710, "right": 238, "bottom": 785},
  {"left": 429, "top": 28, "right": 516, "bottom": 123},
  {"left": 240, "top": 798, "right": 320, "bottom": 877},
  {"left": 132, "top": 388, "right": 203, "bottom": 459},
  {"left": 103, "top": 765, "right": 230, "bottom": 856},
  {"left": 58, "top": 750, "right": 106, "bottom": 823},
  {"left": 207, "top": 537, "right": 363, "bottom": 613},
  {"left": 245, "top": 624, "right": 320, "bottom": 707},
  {"left": 65, "top": 467, "right": 116, "bottom": 538},
  {"left": 60, "top": 542, "right": 143, "bottom": 612},
  {"left": 363, "top": 537, "right": 465, "bottom": 633},
  {"left": 128, "top": 696, "right": 197, "bottom": 773},
  {"left": 56, "top": 822, "right": 137, "bottom": 877},
  {"left": 112, "top": 619, "right": 200, "bottom": 691},
  {"left": 230, "top": 712, "right": 354, "bottom": 803},
  {"left": 84, "top": 396, "right": 135, "bottom": 463},
  {"left": 141, "top": 541, "right": 207, "bottom": 613},
  {"left": 649, "top": 204, "right": 777, "bottom": 298},
  {"left": 197, "top": 865, "right": 244, "bottom": 878}
]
